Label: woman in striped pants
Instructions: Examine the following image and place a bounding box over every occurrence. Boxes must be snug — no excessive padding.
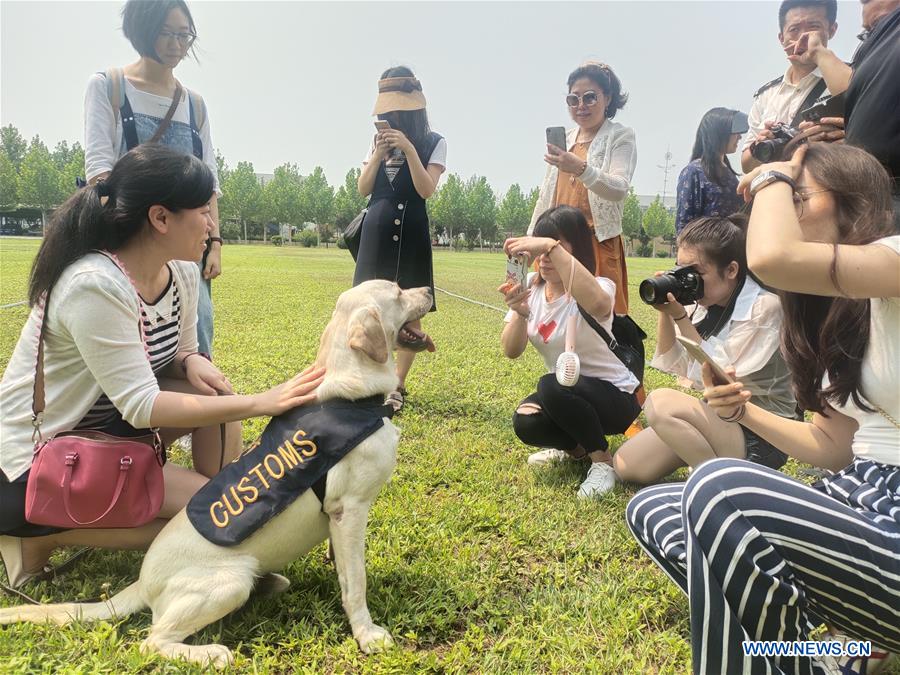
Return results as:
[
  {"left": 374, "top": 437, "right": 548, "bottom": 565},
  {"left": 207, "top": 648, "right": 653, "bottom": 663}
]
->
[{"left": 627, "top": 143, "right": 900, "bottom": 675}]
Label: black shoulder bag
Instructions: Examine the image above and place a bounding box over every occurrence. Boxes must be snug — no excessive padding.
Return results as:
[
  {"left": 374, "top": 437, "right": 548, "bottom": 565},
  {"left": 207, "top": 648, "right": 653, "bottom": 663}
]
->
[{"left": 577, "top": 307, "right": 647, "bottom": 382}]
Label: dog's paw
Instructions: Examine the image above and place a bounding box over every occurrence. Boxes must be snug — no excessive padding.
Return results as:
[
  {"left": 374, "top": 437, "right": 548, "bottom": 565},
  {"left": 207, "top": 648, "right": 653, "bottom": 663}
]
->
[
  {"left": 255, "top": 572, "right": 291, "bottom": 595},
  {"left": 355, "top": 623, "right": 394, "bottom": 654},
  {"left": 144, "top": 640, "right": 235, "bottom": 669},
  {"left": 189, "top": 643, "right": 235, "bottom": 668}
]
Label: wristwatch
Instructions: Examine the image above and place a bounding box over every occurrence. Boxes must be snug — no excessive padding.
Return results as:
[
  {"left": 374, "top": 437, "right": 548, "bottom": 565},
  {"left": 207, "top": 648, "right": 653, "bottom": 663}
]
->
[
  {"left": 208, "top": 236, "right": 223, "bottom": 246},
  {"left": 749, "top": 170, "right": 796, "bottom": 197}
]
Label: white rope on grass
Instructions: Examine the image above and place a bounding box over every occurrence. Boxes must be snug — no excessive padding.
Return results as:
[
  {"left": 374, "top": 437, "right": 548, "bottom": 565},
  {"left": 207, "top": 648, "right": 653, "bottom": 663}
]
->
[
  {"left": 434, "top": 286, "right": 506, "bottom": 314},
  {"left": 2, "top": 291, "right": 504, "bottom": 314}
]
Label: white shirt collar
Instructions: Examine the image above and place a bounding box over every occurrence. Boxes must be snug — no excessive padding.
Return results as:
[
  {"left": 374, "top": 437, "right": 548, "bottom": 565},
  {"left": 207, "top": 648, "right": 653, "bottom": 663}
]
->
[
  {"left": 732, "top": 275, "right": 764, "bottom": 322},
  {"left": 691, "top": 275, "right": 764, "bottom": 324},
  {"left": 781, "top": 65, "right": 823, "bottom": 89}
]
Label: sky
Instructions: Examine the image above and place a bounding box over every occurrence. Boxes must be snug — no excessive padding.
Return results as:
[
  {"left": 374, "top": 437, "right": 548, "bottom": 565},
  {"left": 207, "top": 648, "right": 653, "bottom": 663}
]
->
[{"left": 1, "top": 0, "right": 865, "bottom": 199}]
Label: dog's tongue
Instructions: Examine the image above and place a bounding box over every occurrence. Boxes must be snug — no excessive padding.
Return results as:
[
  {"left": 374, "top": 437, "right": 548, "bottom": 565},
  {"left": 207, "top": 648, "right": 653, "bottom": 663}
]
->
[{"left": 399, "top": 324, "right": 436, "bottom": 352}]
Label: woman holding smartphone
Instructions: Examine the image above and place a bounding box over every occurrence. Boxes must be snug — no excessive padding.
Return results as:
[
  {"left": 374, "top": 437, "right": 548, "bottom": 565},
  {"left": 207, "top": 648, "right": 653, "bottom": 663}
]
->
[
  {"left": 530, "top": 61, "right": 636, "bottom": 315},
  {"left": 500, "top": 206, "right": 641, "bottom": 499},
  {"left": 83, "top": 0, "right": 221, "bottom": 356},
  {"left": 627, "top": 143, "right": 900, "bottom": 674},
  {"left": 355, "top": 66, "right": 446, "bottom": 412}
]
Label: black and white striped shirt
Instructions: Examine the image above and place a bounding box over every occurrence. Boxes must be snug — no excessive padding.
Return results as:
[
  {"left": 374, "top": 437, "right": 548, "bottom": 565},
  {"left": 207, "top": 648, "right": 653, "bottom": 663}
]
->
[{"left": 76, "top": 266, "right": 181, "bottom": 429}]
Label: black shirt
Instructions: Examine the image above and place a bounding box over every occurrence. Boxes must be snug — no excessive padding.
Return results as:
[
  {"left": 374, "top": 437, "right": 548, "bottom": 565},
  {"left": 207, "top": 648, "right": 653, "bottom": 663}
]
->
[{"left": 845, "top": 7, "right": 900, "bottom": 182}]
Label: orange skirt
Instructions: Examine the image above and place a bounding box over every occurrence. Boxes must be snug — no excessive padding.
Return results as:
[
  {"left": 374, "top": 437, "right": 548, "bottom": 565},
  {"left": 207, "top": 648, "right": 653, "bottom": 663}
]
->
[{"left": 593, "top": 235, "right": 629, "bottom": 314}]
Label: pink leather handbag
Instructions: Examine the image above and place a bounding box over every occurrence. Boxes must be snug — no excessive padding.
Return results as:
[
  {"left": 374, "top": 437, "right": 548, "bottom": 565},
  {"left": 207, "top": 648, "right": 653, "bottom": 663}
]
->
[
  {"left": 24, "top": 251, "right": 166, "bottom": 529},
  {"left": 25, "top": 430, "right": 165, "bottom": 529}
]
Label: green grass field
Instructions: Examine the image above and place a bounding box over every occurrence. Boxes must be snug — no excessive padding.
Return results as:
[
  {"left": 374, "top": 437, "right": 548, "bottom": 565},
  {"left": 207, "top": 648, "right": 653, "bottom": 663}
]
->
[{"left": 1, "top": 240, "right": 890, "bottom": 674}]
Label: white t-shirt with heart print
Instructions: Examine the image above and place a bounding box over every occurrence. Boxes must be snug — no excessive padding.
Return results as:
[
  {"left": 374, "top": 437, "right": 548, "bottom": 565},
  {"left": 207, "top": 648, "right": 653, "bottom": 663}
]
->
[{"left": 505, "top": 273, "right": 639, "bottom": 393}]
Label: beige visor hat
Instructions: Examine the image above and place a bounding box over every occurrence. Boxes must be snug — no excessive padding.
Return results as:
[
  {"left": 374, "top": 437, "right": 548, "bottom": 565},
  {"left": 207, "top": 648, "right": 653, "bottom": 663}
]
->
[{"left": 373, "top": 77, "right": 427, "bottom": 115}]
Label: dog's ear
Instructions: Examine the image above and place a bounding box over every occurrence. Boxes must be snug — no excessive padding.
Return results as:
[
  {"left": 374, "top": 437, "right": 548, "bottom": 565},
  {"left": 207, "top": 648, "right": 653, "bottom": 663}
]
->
[{"left": 347, "top": 306, "right": 389, "bottom": 363}]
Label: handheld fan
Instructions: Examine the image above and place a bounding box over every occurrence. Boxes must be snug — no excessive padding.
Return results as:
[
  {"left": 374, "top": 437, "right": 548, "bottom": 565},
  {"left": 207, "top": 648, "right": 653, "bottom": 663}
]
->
[{"left": 555, "top": 315, "right": 580, "bottom": 386}]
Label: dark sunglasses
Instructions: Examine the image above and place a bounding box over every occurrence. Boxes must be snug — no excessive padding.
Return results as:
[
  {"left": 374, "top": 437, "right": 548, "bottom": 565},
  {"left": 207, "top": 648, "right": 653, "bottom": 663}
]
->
[{"left": 566, "top": 91, "right": 600, "bottom": 108}]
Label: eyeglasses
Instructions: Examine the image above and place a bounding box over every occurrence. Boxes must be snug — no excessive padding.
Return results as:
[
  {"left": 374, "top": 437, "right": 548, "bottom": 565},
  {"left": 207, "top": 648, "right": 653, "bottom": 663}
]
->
[
  {"left": 158, "top": 30, "right": 196, "bottom": 47},
  {"left": 566, "top": 91, "right": 600, "bottom": 108},
  {"left": 792, "top": 188, "right": 830, "bottom": 218}
]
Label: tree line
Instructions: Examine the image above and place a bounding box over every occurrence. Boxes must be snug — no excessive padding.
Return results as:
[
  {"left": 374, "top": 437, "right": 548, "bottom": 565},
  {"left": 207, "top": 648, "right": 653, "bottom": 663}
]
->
[{"left": 2, "top": 123, "right": 673, "bottom": 255}]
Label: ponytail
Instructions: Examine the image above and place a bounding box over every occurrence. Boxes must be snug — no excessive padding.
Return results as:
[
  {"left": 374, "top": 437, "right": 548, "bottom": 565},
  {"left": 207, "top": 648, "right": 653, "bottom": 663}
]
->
[{"left": 27, "top": 144, "right": 215, "bottom": 306}]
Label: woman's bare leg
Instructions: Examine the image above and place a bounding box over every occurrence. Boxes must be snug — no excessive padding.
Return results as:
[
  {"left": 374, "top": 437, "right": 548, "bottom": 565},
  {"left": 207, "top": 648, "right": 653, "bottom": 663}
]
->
[
  {"left": 615, "top": 388, "right": 746, "bottom": 486},
  {"left": 396, "top": 318, "right": 421, "bottom": 390},
  {"left": 614, "top": 426, "right": 686, "bottom": 484},
  {"left": 16, "top": 448, "right": 210, "bottom": 573},
  {"left": 157, "top": 378, "right": 242, "bottom": 477}
]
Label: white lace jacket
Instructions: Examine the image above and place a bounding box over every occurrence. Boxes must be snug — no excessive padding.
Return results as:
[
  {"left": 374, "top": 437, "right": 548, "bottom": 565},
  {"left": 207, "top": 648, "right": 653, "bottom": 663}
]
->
[{"left": 528, "top": 119, "right": 637, "bottom": 242}]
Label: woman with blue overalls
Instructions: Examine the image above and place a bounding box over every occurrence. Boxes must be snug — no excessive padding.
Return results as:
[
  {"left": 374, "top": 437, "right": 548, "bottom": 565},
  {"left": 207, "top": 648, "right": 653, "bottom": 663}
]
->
[
  {"left": 354, "top": 66, "right": 447, "bottom": 412},
  {"left": 83, "top": 0, "right": 220, "bottom": 356}
]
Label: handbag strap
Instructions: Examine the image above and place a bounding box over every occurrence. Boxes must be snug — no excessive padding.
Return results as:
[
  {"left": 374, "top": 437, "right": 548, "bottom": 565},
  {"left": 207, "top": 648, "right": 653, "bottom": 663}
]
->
[
  {"left": 61, "top": 453, "right": 133, "bottom": 525},
  {"left": 31, "top": 251, "right": 151, "bottom": 441},
  {"left": 148, "top": 80, "right": 183, "bottom": 144}
]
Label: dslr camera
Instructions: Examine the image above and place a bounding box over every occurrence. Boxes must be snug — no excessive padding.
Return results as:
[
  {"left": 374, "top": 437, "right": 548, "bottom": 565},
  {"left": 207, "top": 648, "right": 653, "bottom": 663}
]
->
[
  {"left": 750, "top": 123, "right": 800, "bottom": 163},
  {"left": 639, "top": 265, "right": 704, "bottom": 306}
]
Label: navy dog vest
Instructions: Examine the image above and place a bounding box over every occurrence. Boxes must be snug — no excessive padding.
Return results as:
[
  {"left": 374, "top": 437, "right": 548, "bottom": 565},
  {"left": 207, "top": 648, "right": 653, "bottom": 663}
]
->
[{"left": 187, "top": 396, "right": 392, "bottom": 546}]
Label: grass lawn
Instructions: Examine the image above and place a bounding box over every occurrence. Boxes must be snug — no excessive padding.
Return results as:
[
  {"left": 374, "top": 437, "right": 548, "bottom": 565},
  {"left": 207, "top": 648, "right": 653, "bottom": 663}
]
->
[{"left": 1, "top": 240, "right": 890, "bottom": 674}]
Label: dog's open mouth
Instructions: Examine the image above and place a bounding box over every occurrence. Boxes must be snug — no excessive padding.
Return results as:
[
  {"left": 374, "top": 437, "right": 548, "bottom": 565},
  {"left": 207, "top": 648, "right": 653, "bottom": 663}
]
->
[{"left": 397, "top": 323, "right": 435, "bottom": 352}]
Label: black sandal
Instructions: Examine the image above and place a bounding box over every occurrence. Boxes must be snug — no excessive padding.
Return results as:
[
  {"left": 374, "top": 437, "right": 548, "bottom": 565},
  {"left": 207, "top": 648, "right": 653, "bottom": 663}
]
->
[{"left": 386, "top": 387, "right": 407, "bottom": 413}]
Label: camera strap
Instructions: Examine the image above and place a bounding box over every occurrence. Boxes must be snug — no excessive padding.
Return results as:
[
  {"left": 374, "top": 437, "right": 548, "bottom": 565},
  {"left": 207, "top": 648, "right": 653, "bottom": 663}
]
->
[{"left": 789, "top": 78, "right": 828, "bottom": 128}]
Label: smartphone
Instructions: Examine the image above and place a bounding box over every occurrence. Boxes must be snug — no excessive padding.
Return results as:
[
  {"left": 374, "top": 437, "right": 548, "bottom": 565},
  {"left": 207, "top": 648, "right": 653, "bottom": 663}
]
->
[
  {"left": 800, "top": 93, "right": 845, "bottom": 123},
  {"left": 546, "top": 126, "right": 567, "bottom": 151},
  {"left": 506, "top": 254, "right": 530, "bottom": 289},
  {"left": 675, "top": 336, "right": 735, "bottom": 386},
  {"left": 374, "top": 120, "right": 391, "bottom": 132}
]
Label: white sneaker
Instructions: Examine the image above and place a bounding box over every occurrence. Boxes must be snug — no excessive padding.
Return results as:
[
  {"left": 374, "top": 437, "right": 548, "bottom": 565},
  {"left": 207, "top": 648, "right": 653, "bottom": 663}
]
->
[
  {"left": 577, "top": 462, "right": 617, "bottom": 499},
  {"left": 527, "top": 448, "right": 571, "bottom": 466},
  {"left": 819, "top": 630, "right": 895, "bottom": 675}
]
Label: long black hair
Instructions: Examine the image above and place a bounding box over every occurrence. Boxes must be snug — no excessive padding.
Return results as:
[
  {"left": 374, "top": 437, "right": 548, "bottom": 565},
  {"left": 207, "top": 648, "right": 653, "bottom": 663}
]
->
[
  {"left": 122, "top": 0, "right": 198, "bottom": 62},
  {"left": 532, "top": 206, "right": 597, "bottom": 282},
  {"left": 690, "top": 107, "right": 739, "bottom": 188},
  {"left": 777, "top": 143, "right": 895, "bottom": 414},
  {"left": 377, "top": 66, "right": 432, "bottom": 158},
  {"left": 28, "top": 144, "right": 215, "bottom": 306}
]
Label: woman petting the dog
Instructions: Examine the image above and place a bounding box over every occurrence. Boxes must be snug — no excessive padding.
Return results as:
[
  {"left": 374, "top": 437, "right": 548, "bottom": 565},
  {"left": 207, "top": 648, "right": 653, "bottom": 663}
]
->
[
  {"left": 500, "top": 206, "right": 641, "bottom": 499},
  {"left": 627, "top": 143, "right": 900, "bottom": 674},
  {"left": 354, "top": 66, "right": 445, "bottom": 413},
  {"left": 612, "top": 215, "right": 797, "bottom": 493},
  {"left": 0, "top": 146, "right": 324, "bottom": 590},
  {"left": 84, "top": 0, "right": 221, "bottom": 355}
]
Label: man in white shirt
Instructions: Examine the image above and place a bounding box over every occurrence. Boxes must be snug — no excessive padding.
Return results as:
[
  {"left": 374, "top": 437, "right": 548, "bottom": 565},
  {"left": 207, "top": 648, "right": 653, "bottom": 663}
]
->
[{"left": 741, "top": 0, "right": 840, "bottom": 172}]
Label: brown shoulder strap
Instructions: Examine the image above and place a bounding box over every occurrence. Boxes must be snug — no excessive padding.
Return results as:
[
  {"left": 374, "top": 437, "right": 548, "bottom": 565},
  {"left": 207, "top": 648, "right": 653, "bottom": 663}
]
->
[
  {"left": 32, "top": 253, "right": 150, "bottom": 440},
  {"left": 31, "top": 291, "right": 51, "bottom": 440},
  {"left": 148, "top": 80, "right": 184, "bottom": 144}
]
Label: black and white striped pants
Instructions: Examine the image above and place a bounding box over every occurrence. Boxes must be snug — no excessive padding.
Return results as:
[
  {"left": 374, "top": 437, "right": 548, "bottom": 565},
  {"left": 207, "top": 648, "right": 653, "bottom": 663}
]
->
[{"left": 626, "top": 458, "right": 900, "bottom": 674}]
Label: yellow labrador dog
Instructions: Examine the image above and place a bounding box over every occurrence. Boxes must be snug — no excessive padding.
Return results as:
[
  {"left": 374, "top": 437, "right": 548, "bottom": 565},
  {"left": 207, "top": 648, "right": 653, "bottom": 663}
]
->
[{"left": 0, "top": 280, "right": 433, "bottom": 667}]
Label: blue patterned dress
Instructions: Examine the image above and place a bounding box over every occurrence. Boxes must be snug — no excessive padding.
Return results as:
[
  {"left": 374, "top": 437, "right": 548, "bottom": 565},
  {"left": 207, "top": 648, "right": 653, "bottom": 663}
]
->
[{"left": 675, "top": 160, "right": 743, "bottom": 234}]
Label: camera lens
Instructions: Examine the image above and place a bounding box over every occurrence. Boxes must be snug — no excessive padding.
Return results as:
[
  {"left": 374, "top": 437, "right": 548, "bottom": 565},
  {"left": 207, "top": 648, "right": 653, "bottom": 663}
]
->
[
  {"left": 753, "top": 140, "right": 777, "bottom": 163},
  {"left": 639, "top": 275, "right": 677, "bottom": 305}
]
